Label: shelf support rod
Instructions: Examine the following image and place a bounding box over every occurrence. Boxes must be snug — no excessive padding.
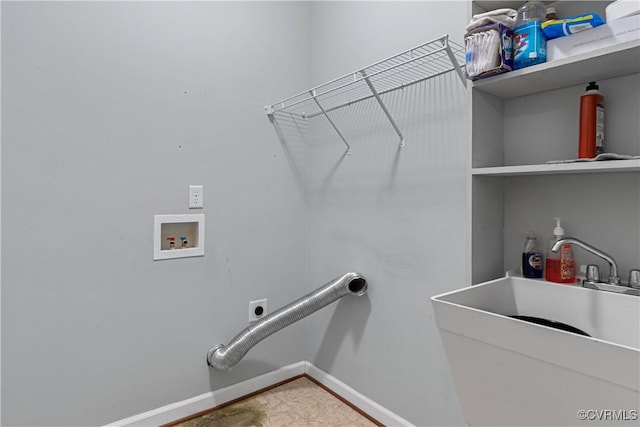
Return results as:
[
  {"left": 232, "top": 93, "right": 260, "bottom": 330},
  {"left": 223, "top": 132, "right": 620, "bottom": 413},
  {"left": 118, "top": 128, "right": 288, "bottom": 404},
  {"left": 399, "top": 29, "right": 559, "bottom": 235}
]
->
[
  {"left": 443, "top": 36, "right": 467, "bottom": 88},
  {"left": 309, "top": 89, "right": 351, "bottom": 154},
  {"left": 361, "top": 69, "right": 405, "bottom": 147}
]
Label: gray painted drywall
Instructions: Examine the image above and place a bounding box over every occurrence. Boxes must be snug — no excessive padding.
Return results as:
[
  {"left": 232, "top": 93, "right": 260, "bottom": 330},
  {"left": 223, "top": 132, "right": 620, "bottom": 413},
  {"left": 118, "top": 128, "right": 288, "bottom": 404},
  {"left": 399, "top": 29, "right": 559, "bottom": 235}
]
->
[
  {"left": 503, "top": 173, "right": 640, "bottom": 278},
  {"left": 301, "top": 2, "right": 469, "bottom": 426},
  {"left": 3, "top": 1, "right": 472, "bottom": 426},
  {"left": 1, "top": 2, "right": 311, "bottom": 425}
]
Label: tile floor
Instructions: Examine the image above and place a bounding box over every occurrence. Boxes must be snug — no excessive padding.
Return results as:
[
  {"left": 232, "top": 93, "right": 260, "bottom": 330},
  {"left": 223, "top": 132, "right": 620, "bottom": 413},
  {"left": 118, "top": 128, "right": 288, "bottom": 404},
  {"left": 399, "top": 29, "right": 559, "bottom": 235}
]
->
[{"left": 170, "top": 376, "right": 381, "bottom": 427}]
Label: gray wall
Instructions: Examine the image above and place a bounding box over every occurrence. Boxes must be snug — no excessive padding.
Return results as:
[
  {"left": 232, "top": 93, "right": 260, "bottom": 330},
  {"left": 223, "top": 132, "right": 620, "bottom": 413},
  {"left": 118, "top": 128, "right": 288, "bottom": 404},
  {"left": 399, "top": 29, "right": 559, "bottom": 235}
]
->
[
  {"left": 2, "top": 1, "right": 469, "bottom": 426},
  {"left": 302, "top": 2, "right": 468, "bottom": 426},
  {"left": 2, "top": 2, "right": 310, "bottom": 425},
  {"left": 501, "top": 73, "right": 640, "bottom": 277}
]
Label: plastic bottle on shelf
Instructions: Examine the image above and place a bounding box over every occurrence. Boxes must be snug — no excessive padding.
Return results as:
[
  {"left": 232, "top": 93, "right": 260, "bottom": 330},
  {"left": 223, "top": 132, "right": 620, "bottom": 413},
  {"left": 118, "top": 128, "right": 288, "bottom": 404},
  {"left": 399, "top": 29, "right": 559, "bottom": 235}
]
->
[
  {"left": 522, "top": 231, "right": 544, "bottom": 278},
  {"left": 512, "top": 1, "right": 547, "bottom": 70},
  {"left": 545, "top": 218, "right": 575, "bottom": 284},
  {"left": 578, "top": 81, "right": 605, "bottom": 158},
  {"left": 545, "top": 7, "right": 558, "bottom": 21}
]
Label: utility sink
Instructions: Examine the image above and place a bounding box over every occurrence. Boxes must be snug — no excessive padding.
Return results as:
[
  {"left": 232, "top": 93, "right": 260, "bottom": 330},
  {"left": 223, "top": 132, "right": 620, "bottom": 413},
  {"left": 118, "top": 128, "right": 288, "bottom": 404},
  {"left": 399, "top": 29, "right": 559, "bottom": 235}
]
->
[{"left": 431, "top": 277, "right": 640, "bottom": 426}]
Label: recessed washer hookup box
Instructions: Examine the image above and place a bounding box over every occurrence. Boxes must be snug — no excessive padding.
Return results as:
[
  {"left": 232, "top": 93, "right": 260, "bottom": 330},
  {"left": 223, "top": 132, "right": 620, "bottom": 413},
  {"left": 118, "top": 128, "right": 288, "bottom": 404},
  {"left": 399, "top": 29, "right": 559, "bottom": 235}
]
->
[{"left": 547, "top": 14, "right": 640, "bottom": 62}]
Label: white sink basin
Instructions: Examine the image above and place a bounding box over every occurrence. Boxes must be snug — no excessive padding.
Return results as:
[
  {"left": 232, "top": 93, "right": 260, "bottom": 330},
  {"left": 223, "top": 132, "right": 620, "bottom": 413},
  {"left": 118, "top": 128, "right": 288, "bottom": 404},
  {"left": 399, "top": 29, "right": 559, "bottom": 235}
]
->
[{"left": 431, "top": 277, "right": 640, "bottom": 426}]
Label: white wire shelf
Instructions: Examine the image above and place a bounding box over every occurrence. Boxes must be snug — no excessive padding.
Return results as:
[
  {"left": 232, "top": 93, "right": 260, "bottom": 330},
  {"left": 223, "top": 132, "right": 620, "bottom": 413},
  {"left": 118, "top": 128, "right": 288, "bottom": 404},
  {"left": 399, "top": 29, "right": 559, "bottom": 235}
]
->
[{"left": 265, "top": 34, "right": 466, "bottom": 152}]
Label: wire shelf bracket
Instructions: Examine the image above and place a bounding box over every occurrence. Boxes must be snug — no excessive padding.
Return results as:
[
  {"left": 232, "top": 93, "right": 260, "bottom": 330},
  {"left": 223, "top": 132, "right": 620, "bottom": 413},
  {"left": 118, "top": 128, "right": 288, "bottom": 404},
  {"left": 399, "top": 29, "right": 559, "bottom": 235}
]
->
[
  {"left": 265, "top": 34, "right": 466, "bottom": 152},
  {"left": 310, "top": 89, "right": 351, "bottom": 153}
]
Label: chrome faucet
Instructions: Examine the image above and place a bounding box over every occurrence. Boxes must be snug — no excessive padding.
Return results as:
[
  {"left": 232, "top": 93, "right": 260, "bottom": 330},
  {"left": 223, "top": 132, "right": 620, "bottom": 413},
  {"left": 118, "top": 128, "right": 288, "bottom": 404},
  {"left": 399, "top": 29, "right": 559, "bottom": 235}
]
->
[
  {"left": 551, "top": 237, "right": 619, "bottom": 284},
  {"left": 551, "top": 237, "right": 639, "bottom": 296}
]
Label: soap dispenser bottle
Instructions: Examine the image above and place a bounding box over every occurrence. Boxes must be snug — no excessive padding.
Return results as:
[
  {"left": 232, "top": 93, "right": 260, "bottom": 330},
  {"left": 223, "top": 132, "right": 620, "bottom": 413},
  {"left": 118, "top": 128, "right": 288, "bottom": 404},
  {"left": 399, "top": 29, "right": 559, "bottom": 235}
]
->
[
  {"left": 545, "top": 217, "right": 575, "bottom": 284},
  {"left": 522, "top": 231, "right": 543, "bottom": 278}
]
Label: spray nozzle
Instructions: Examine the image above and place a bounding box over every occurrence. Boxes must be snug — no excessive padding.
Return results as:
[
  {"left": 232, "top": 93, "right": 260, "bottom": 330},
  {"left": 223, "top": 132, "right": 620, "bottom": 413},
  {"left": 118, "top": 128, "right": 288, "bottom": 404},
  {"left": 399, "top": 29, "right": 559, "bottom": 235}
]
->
[{"left": 553, "top": 217, "right": 565, "bottom": 237}]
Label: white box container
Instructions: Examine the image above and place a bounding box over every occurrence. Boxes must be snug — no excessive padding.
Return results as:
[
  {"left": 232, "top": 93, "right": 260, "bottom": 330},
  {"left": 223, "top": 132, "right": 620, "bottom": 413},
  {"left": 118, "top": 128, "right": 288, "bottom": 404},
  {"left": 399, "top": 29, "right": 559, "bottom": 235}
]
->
[
  {"left": 547, "top": 14, "right": 640, "bottom": 62},
  {"left": 606, "top": 0, "right": 640, "bottom": 22}
]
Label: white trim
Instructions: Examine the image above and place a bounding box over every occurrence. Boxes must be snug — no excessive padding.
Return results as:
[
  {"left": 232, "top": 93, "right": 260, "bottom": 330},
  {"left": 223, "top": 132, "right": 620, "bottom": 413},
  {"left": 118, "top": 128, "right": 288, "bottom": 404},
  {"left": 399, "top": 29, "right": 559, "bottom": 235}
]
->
[
  {"left": 305, "top": 362, "right": 414, "bottom": 427},
  {"left": 104, "top": 361, "right": 412, "bottom": 427},
  {"left": 105, "top": 361, "right": 306, "bottom": 427}
]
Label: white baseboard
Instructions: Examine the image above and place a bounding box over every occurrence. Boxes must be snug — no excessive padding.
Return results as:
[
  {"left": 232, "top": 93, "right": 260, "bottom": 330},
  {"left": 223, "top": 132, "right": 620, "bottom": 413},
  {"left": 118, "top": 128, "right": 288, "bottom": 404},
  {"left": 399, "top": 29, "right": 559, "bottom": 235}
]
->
[
  {"left": 105, "top": 361, "right": 306, "bottom": 427},
  {"left": 105, "top": 360, "right": 411, "bottom": 427},
  {"left": 305, "top": 362, "right": 414, "bottom": 427}
]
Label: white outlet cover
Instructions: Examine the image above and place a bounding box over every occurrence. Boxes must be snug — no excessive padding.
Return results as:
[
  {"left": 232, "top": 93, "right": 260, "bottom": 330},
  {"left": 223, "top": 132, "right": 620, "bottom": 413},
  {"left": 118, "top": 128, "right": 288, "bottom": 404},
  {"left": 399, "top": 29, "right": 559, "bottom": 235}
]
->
[
  {"left": 249, "top": 299, "right": 267, "bottom": 323},
  {"left": 189, "top": 185, "right": 203, "bottom": 209}
]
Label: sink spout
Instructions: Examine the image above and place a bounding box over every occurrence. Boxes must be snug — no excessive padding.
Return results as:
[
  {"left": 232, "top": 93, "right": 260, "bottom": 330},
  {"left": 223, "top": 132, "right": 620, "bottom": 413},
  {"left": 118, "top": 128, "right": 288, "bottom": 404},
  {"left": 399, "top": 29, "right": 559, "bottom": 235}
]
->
[{"left": 551, "top": 237, "right": 619, "bottom": 282}]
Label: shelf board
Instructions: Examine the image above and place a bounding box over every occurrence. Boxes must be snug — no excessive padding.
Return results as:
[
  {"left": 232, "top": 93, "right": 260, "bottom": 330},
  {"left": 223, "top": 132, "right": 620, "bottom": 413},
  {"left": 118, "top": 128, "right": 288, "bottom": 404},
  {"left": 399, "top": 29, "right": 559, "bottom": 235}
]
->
[
  {"left": 472, "top": 159, "right": 640, "bottom": 176},
  {"left": 472, "top": 39, "right": 640, "bottom": 99}
]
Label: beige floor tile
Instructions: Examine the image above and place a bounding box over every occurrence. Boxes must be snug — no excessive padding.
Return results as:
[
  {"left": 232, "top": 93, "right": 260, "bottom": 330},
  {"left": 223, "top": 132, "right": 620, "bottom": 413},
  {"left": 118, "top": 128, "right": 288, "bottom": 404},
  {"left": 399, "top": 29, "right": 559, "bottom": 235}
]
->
[
  {"left": 264, "top": 377, "right": 317, "bottom": 402},
  {"left": 172, "top": 377, "right": 379, "bottom": 427}
]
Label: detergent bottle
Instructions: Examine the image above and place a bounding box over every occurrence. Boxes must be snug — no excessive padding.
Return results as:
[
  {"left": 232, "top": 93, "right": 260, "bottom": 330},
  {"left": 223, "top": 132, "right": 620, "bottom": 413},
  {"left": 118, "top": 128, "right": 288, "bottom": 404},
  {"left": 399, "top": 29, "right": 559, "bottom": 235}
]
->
[{"left": 512, "top": 1, "right": 547, "bottom": 70}]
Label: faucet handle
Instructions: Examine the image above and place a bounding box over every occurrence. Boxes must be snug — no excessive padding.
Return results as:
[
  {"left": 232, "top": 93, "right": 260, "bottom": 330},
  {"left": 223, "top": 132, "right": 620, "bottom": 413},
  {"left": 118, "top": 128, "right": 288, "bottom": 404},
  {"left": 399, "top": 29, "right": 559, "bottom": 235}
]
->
[
  {"left": 586, "top": 264, "right": 600, "bottom": 283},
  {"left": 585, "top": 264, "right": 621, "bottom": 285},
  {"left": 629, "top": 269, "right": 640, "bottom": 289}
]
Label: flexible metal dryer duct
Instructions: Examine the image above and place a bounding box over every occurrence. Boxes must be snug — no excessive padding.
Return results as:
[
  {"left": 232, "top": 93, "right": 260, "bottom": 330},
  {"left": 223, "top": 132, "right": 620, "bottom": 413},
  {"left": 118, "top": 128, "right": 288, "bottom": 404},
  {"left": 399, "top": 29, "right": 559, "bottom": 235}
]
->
[{"left": 207, "top": 272, "right": 367, "bottom": 370}]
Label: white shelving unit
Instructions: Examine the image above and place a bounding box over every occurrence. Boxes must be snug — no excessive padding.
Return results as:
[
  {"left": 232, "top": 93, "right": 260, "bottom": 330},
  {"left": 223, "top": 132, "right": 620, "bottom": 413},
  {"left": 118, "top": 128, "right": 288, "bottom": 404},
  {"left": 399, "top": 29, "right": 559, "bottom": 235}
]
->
[
  {"left": 472, "top": 159, "right": 640, "bottom": 176},
  {"left": 473, "top": 39, "right": 640, "bottom": 99},
  {"left": 265, "top": 34, "right": 466, "bottom": 153},
  {"left": 470, "top": 1, "right": 640, "bottom": 284}
]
